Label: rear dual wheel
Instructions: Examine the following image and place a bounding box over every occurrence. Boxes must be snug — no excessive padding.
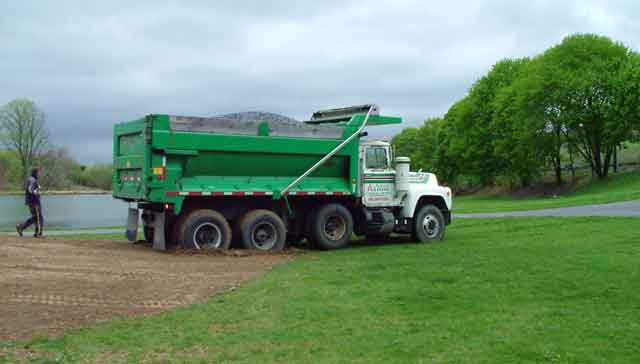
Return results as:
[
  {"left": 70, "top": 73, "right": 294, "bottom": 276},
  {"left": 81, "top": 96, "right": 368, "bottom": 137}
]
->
[
  {"left": 237, "top": 210, "right": 287, "bottom": 252},
  {"left": 176, "top": 205, "right": 356, "bottom": 252},
  {"left": 178, "top": 209, "right": 232, "bottom": 251},
  {"left": 177, "top": 208, "right": 287, "bottom": 252}
]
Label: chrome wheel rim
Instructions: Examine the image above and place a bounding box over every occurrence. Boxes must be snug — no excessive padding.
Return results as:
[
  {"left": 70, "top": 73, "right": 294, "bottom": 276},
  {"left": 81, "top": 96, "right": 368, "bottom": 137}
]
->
[
  {"left": 422, "top": 214, "right": 440, "bottom": 239},
  {"left": 193, "top": 222, "right": 222, "bottom": 250},
  {"left": 251, "top": 222, "right": 277, "bottom": 250},
  {"left": 324, "top": 215, "right": 347, "bottom": 241}
]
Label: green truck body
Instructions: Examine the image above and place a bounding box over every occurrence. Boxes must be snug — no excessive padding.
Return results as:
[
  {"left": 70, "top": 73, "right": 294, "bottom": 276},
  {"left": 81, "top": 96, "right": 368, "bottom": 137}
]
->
[
  {"left": 113, "top": 105, "right": 452, "bottom": 251},
  {"left": 113, "top": 111, "right": 400, "bottom": 212}
]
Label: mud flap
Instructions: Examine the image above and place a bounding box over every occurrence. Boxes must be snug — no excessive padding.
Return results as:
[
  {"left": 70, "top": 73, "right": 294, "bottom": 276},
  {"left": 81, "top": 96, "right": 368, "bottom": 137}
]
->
[
  {"left": 152, "top": 211, "right": 166, "bottom": 251},
  {"left": 126, "top": 208, "right": 139, "bottom": 242}
]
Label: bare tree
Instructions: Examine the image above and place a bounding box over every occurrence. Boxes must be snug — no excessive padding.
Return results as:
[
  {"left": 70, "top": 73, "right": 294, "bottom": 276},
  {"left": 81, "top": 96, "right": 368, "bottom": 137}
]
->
[{"left": 0, "top": 99, "right": 50, "bottom": 179}]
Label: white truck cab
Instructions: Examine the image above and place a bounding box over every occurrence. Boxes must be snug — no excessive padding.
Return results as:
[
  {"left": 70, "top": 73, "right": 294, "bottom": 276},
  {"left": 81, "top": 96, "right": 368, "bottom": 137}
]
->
[{"left": 359, "top": 140, "right": 452, "bottom": 240}]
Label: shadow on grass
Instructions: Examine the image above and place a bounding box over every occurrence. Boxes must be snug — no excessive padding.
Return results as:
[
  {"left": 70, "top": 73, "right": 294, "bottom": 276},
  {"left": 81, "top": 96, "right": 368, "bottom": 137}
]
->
[{"left": 291, "top": 235, "right": 421, "bottom": 252}]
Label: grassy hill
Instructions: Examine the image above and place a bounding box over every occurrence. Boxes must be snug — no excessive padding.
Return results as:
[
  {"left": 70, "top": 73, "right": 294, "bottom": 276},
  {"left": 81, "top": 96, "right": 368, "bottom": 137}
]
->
[
  {"left": 455, "top": 170, "right": 640, "bottom": 213},
  {"left": 3, "top": 217, "right": 639, "bottom": 363}
]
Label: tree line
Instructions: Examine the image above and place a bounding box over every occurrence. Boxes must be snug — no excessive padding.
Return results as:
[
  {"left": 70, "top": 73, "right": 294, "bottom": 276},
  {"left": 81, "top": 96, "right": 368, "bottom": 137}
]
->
[
  {"left": 0, "top": 99, "right": 112, "bottom": 191},
  {"left": 393, "top": 34, "right": 640, "bottom": 189}
]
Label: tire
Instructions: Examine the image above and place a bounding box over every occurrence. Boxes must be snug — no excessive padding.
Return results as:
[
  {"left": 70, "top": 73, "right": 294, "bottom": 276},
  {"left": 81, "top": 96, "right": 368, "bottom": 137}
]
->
[
  {"left": 238, "top": 210, "right": 287, "bottom": 252},
  {"left": 413, "top": 205, "right": 445, "bottom": 243},
  {"left": 366, "top": 234, "right": 390, "bottom": 243},
  {"left": 309, "top": 203, "right": 354, "bottom": 250},
  {"left": 178, "top": 209, "right": 232, "bottom": 250}
]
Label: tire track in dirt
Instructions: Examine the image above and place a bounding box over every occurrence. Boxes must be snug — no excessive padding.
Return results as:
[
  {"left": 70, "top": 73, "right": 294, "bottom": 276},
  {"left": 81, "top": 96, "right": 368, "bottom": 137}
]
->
[
  {"left": 0, "top": 235, "right": 292, "bottom": 340},
  {"left": 2, "top": 264, "right": 257, "bottom": 283},
  {"left": 1, "top": 294, "right": 194, "bottom": 309}
]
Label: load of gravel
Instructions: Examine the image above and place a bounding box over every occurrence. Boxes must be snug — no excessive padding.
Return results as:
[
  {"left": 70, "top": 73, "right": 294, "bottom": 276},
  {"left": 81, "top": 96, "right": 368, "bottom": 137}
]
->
[{"left": 214, "top": 111, "right": 300, "bottom": 124}]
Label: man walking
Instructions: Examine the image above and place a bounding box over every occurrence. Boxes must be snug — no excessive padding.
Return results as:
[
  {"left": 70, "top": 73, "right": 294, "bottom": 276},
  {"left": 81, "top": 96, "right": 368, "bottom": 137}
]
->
[{"left": 16, "top": 167, "right": 44, "bottom": 238}]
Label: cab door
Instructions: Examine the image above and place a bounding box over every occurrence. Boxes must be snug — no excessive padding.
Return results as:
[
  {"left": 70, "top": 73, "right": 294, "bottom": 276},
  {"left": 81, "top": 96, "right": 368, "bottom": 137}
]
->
[{"left": 361, "top": 145, "right": 395, "bottom": 207}]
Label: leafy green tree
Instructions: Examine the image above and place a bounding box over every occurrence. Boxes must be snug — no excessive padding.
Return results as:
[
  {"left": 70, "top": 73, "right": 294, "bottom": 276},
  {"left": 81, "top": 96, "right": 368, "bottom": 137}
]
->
[
  {"left": 392, "top": 33, "right": 639, "bottom": 189},
  {"left": 391, "top": 127, "right": 419, "bottom": 162},
  {"left": 441, "top": 58, "right": 530, "bottom": 186},
  {"left": 412, "top": 117, "right": 444, "bottom": 172},
  {"left": 492, "top": 81, "right": 548, "bottom": 187},
  {"left": 0, "top": 150, "right": 22, "bottom": 189},
  {"left": 0, "top": 152, "right": 10, "bottom": 188},
  {"left": 527, "top": 34, "right": 639, "bottom": 179},
  {"left": 0, "top": 99, "right": 50, "bottom": 179},
  {"left": 437, "top": 98, "right": 471, "bottom": 186},
  {"left": 38, "top": 146, "right": 81, "bottom": 189},
  {"left": 615, "top": 52, "right": 640, "bottom": 143},
  {"left": 492, "top": 57, "right": 568, "bottom": 185},
  {"left": 71, "top": 164, "right": 113, "bottom": 190},
  {"left": 392, "top": 118, "right": 447, "bottom": 181}
]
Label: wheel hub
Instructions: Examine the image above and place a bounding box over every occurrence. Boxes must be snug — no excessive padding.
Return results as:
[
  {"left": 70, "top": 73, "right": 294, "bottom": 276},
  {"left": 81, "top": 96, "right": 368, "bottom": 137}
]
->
[
  {"left": 251, "top": 222, "right": 277, "bottom": 250},
  {"left": 324, "top": 215, "right": 347, "bottom": 241},
  {"left": 422, "top": 214, "right": 440, "bottom": 239},
  {"left": 193, "top": 223, "right": 222, "bottom": 250}
]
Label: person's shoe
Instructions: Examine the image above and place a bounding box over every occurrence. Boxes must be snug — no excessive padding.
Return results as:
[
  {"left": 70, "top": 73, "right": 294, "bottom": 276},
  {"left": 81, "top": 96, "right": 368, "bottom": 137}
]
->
[{"left": 16, "top": 225, "right": 23, "bottom": 237}]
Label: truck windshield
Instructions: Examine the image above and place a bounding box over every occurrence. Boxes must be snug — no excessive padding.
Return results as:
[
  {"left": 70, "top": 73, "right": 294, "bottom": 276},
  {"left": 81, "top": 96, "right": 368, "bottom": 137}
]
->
[{"left": 366, "top": 147, "right": 388, "bottom": 169}]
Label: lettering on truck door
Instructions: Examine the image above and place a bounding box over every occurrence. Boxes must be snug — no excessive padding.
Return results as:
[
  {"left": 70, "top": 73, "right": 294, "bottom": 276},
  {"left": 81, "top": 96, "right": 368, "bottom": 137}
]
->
[{"left": 362, "top": 146, "right": 395, "bottom": 207}]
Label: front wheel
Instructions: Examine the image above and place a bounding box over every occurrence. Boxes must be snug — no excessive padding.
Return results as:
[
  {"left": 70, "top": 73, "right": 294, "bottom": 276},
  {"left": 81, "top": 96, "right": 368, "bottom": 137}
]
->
[
  {"left": 413, "top": 205, "right": 445, "bottom": 243},
  {"left": 178, "top": 209, "right": 232, "bottom": 250},
  {"left": 309, "top": 203, "right": 354, "bottom": 250}
]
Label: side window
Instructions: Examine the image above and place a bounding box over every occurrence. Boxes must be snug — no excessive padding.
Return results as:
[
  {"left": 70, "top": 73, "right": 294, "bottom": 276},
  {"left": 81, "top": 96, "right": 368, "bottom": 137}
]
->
[{"left": 366, "top": 147, "right": 389, "bottom": 169}]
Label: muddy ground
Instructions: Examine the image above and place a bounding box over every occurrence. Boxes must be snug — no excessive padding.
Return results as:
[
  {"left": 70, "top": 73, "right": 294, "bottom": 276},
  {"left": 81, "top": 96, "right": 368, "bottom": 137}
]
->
[{"left": 0, "top": 235, "right": 291, "bottom": 341}]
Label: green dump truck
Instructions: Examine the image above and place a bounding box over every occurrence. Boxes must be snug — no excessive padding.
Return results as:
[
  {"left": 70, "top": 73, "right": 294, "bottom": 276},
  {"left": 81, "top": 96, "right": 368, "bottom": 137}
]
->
[{"left": 113, "top": 104, "right": 452, "bottom": 251}]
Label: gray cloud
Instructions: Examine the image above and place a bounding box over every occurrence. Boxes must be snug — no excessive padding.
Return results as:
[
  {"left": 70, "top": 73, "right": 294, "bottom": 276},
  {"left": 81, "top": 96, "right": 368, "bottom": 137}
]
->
[{"left": 1, "top": 0, "right": 638, "bottom": 163}]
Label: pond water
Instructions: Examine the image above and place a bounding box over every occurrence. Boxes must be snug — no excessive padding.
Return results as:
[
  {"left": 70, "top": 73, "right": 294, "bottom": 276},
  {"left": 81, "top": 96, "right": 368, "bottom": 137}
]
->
[{"left": 0, "top": 194, "right": 130, "bottom": 228}]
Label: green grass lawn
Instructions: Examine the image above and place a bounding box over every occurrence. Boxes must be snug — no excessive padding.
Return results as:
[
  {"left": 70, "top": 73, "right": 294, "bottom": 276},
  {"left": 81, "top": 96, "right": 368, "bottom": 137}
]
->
[
  {"left": 618, "top": 142, "right": 640, "bottom": 165},
  {"left": 455, "top": 170, "right": 640, "bottom": 213},
  {"left": 2, "top": 217, "right": 638, "bottom": 363}
]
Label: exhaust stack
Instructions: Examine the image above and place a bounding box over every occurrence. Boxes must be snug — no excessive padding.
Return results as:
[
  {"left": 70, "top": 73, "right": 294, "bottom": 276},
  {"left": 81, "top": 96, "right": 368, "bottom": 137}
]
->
[{"left": 395, "top": 157, "right": 411, "bottom": 200}]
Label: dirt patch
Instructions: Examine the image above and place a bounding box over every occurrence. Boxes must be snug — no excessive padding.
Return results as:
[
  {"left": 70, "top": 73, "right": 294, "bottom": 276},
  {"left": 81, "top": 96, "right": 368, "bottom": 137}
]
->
[{"left": 0, "top": 235, "right": 291, "bottom": 341}]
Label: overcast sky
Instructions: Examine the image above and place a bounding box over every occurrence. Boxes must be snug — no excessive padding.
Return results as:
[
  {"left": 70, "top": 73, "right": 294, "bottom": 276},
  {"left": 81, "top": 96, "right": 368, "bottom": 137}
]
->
[{"left": 1, "top": 0, "right": 639, "bottom": 164}]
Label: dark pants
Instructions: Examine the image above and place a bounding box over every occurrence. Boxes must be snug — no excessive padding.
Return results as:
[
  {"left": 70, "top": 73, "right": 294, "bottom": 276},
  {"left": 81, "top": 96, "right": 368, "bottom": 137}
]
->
[{"left": 20, "top": 204, "right": 44, "bottom": 236}]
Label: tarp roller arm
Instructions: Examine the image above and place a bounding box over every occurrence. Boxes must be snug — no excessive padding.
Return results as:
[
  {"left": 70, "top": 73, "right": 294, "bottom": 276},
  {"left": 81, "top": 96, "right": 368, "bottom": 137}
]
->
[{"left": 280, "top": 105, "right": 375, "bottom": 197}]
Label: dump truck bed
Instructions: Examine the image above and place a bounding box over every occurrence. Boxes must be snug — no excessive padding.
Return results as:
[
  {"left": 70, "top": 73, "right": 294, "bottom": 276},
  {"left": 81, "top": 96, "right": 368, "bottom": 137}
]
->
[{"left": 113, "top": 109, "right": 401, "bottom": 207}]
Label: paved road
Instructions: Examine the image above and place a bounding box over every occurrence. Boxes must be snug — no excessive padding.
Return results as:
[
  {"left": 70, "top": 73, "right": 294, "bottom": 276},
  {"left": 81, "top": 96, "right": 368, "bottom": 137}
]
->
[{"left": 456, "top": 200, "right": 640, "bottom": 218}]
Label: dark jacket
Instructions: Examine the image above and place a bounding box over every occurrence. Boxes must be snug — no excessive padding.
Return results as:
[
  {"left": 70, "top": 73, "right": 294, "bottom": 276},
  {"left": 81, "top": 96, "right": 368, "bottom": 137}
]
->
[{"left": 25, "top": 174, "right": 41, "bottom": 206}]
